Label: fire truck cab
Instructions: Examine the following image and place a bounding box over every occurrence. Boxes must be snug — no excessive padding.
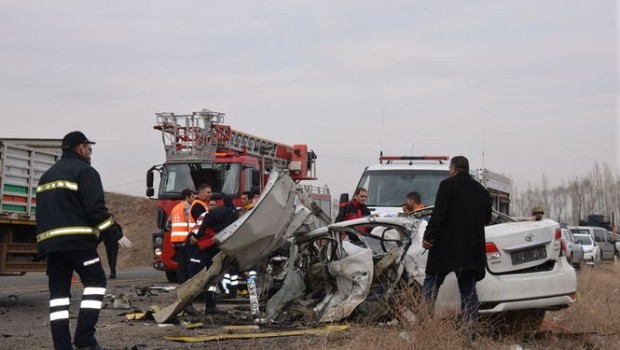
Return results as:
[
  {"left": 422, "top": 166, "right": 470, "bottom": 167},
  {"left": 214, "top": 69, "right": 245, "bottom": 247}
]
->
[{"left": 146, "top": 109, "right": 322, "bottom": 282}]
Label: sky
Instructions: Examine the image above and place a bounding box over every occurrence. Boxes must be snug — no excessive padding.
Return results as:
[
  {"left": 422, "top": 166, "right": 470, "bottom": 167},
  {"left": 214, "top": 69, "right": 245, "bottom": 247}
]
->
[{"left": 1, "top": 1, "right": 618, "bottom": 200}]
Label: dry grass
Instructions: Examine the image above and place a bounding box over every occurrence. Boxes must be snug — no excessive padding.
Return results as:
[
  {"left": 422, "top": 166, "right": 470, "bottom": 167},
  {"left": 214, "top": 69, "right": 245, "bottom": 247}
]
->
[{"left": 103, "top": 192, "right": 620, "bottom": 349}]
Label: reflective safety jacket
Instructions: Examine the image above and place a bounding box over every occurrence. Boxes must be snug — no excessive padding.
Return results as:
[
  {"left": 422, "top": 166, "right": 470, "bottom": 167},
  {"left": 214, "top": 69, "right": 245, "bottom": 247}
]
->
[
  {"left": 189, "top": 199, "right": 207, "bottom": 223},
  {"left": 35, "top": 151, "right": 122, "bottom": 256},
  {"left": 169, "top": 201, "right": 191, "bottom": 244}
]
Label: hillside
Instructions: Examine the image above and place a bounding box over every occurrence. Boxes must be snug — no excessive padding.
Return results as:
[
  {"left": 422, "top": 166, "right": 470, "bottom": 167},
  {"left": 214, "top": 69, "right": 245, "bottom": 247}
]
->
[{"left": 98, "top": 192, "right": 159, "bottom": 270}]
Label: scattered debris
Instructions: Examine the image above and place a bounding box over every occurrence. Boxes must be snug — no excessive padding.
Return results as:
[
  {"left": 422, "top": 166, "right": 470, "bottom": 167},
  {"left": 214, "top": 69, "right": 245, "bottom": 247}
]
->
[
  {"left": 113, "top": 293, "right": 132, "bottom": 309},
  {"left": 164, "top": 325, "right": 349, "bottom": 343},
  {"left": 222, "top": 325, "right": 260, "bottom": 334},
  {"left": 7, "top": 294, "right": 18, "bottom": 301},
  {"left": 399, "top": 331, "right": 411, "bottom": 342},
  {"left": 180, "top": 321, "right": 204, "bottom": 329}
]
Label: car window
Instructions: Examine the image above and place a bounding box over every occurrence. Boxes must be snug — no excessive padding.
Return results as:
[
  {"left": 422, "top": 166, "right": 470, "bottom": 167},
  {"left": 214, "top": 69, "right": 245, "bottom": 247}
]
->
[
  {"left": 562, "top": 230, "right": 574, "bottom": 243},
  {"left": 574, "top": 234, "right": 593, "bottom": 245},
  {"left": 593, "top": 229, "right": 607, "bottom": 243}
]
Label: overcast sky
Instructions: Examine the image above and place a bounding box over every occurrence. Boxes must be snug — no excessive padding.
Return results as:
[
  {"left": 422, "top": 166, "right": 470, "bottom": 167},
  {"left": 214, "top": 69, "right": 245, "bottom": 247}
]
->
[{"left": 1, "top": 1, "right": 618, "bottom": 200}]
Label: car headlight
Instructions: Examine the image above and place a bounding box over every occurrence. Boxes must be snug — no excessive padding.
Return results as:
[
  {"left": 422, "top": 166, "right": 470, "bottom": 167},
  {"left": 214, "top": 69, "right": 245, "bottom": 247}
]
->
[{"left": 154, "top": 248, "right": 162, "bottom": 256}]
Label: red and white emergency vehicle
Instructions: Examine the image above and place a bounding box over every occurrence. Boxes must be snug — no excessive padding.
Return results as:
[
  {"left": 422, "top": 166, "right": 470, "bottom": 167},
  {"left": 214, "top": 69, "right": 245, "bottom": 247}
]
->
[
  {"left": 349, "top": 154, "right": 511, "bottom": 216},
  {"left": 146, "top": 109, "right": 329, "bottom": 282}
]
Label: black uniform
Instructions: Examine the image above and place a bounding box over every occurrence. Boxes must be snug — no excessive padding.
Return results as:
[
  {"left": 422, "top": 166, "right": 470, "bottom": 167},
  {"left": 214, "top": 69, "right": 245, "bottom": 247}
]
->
[{"left": 36, "top": 150, "right": 122, "bottom": 350}]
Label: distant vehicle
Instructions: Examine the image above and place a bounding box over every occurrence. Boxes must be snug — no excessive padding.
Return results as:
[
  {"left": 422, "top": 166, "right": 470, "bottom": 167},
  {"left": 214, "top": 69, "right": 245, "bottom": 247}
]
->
[
  {"left": 570, "top": 226, "right": 614, "bottom": 261},
  {"left": 572, "top": 233, "right": 601, "bottom": 265},
  {"left": 349, "top": 155, "right": 511, "bottom": 217},
  {"left": 560, "top": 228, "right": 584, "bottom": 269},
  {"left": 0, "top": 138, "right": 62, "bottom": 276},
  {"left": 145, "top": 109, "right": 329, "bottom": 282},
  {"left": 579, "top": 214, "right": 612, "bottom": 231}
]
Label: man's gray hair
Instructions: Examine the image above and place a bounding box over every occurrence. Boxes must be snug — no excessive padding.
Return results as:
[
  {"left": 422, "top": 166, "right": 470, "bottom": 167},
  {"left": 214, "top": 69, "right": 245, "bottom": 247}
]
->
[{"left": 450, "top": 156, "right": 469, "bottom": 172}]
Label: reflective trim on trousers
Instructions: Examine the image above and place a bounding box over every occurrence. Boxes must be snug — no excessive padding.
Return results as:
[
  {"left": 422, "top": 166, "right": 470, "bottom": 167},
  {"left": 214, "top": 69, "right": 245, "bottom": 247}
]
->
[
  {"left": 50, "top": 298, "right": 70, "bottom": 307},
  {"left": 83, "top": 287, "right": 106, "bottom": 296},
  {"left": 80, "top": 300, "right": 103, "bottom": 309},
  {"left": 50, "top": 310, "right": 70, "bottom": 321}
]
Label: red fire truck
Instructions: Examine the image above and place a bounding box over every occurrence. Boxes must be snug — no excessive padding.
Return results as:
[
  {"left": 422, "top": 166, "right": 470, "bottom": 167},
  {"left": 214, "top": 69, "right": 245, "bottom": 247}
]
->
[{"left": 146, "top": 108, "right": 328, "bottom": 282}]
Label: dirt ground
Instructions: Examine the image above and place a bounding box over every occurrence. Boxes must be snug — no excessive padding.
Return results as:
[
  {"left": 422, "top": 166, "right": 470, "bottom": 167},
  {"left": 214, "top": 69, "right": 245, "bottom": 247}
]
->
[{"left": 2, "top": 193, "right": 620, "bottom": 350}]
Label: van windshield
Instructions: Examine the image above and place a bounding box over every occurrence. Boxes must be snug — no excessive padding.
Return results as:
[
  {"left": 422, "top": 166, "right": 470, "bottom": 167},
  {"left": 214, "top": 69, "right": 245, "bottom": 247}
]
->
[{"left": 357, "top": 169, "right": 449, "bottom": 207}]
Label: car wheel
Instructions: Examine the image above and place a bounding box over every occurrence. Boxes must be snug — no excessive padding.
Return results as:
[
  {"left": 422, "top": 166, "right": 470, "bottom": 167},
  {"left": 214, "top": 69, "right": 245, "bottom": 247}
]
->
[{"left": 483, "top": 309, "right": 546, "bottom": 336}]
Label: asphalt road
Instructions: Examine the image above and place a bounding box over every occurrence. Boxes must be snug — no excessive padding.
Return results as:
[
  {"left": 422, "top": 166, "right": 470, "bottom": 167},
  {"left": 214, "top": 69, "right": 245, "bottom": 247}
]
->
[{"left": 0, "top": 267, "right": 170, "bottom": 296}]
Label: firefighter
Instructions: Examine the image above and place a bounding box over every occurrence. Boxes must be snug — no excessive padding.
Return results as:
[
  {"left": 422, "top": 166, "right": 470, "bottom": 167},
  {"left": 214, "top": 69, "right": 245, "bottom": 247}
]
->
[
  {"left": 169, "top": 189, "right": 194, "bottom": 285},
  {"left": 188, "top": 196, "right": 238, "bottom": 314},
  {"left": 190, "top": 184, "right": 212, "bottom": 223},
  {"left": 36, "top": 131, "right": 131, "bottom": 350}
]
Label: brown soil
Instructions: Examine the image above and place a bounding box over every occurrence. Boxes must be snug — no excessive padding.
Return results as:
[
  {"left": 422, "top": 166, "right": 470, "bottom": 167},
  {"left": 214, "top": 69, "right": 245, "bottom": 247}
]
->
[{"left": 99, "top": 192, "right": 159, "bottom": 270}]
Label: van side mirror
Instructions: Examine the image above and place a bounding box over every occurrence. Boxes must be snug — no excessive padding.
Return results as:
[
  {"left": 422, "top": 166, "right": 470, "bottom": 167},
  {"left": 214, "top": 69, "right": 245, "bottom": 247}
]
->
[{"left": 339, "top": 193, "right": 349, "bottom": 204}]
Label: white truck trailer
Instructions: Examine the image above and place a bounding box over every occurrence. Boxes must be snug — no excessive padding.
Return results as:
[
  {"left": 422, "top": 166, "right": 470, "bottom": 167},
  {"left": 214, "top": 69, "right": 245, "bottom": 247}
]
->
[{"left": 0, "top": 139, "right": 62, "bottom": 275}]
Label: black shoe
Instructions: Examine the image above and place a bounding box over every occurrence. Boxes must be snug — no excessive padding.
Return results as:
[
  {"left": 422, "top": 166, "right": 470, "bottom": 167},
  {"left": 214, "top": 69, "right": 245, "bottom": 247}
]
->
[
  {"left": 183, "top": 305, "right": 200, "bottom": 315},
  {"left": 205, "top": 307, "right": 226, "bottom": 315},
  {"left": 75, "top": 344, "right": 117, "bottom": 350},
  {"left": 109, "top": 272, "right": 116, "bottom": 279}
]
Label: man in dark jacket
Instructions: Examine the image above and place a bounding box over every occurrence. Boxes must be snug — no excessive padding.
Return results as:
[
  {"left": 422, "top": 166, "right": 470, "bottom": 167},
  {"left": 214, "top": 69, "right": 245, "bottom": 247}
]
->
[
  {"left": 335, "top": 187, "right": 371, "bottom": 222},
  {"left": 421, "top": 156, "right": 492, "bottom": 331},
  {"left": 188, "top": 196, "right": 238, "bottom": 314},
  {"left": 36, "top": 131, "right": 129, "bottom": 350}
]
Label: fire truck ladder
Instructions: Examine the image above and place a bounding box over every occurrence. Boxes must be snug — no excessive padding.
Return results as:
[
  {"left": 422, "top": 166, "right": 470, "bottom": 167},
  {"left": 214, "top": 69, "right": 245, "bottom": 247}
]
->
[{"left": 154, "top": 109, "right": 293, "bottom": 170}]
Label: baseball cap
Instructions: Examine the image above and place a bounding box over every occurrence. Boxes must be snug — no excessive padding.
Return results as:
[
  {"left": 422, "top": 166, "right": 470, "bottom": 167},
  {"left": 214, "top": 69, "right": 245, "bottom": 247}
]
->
[{"left": 61, "top": 131, "right": 96, "bottom": 150}]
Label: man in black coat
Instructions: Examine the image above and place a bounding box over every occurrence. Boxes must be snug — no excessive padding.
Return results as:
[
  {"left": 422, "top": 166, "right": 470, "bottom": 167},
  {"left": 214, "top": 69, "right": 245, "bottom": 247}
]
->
[
  {"left": 36, "top": 131, "right": 130, "bottom": 350},
  {"left": 421, "top": 156, "right": 492, "bottom": 331}
]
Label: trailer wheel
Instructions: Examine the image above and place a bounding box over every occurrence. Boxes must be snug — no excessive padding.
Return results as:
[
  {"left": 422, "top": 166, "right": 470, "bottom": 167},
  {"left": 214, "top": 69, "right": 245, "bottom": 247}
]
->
[{"left": 165, "top": 270, "right": 178, "bottom": 283}]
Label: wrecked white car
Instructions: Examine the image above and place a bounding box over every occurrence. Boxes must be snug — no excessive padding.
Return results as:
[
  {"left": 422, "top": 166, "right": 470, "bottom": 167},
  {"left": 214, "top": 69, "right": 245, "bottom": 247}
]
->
[{"left": 155, "top": 169, "right": 577, "bottom": 332}]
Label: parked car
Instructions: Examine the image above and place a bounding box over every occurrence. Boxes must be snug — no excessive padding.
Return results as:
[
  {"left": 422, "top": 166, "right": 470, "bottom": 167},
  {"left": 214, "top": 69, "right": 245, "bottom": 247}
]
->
[
  {"left": 572, "top": 233, "right": 601, "bottom": 265},
  {"left": 569, "top": 226, "right": 615, "bottom": 261},
  {"left": 561, "top": 228, "right": 584, "bottom": 269}
]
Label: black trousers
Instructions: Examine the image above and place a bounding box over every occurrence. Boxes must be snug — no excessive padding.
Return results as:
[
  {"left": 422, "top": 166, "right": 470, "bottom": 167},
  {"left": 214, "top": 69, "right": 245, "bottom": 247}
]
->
[
  {"left": 46, "top": 249, "right": 106, "bottom": 350},
  {"left": 188, "top": 245, "right": 220, "bottom": 309},
  {"left": 173, "top": 243, "right": 190, "bottom": 284},
  {"left": 103, "top": 239, "right": 118, "bottom": 275}
]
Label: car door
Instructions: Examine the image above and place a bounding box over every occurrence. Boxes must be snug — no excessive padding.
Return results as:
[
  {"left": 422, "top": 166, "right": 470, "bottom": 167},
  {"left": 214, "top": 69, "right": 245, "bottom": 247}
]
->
[{"left": 593, "top": 228, "right": 615, "bottom": 260}]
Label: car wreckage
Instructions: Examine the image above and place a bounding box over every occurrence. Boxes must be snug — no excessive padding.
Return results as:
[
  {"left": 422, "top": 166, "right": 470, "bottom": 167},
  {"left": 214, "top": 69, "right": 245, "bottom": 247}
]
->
[{"left": 154, "top": 168, "right": 577, "bottom": 332}]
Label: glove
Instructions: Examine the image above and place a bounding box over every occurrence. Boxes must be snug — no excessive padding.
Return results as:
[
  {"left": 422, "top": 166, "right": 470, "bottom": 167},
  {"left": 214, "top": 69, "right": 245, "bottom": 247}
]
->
[{"left": 118, "top": 236, "right": 133, "bottom": 249}]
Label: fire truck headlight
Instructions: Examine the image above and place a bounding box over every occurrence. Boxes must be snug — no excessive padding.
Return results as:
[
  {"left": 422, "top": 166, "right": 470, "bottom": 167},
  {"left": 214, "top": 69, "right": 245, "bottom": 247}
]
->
[
  {"left": 154, "top": 237, "right": 163, "bottom": 246},
  {"left": 154, "top": 248, "right": 162, "bottom": 256}
]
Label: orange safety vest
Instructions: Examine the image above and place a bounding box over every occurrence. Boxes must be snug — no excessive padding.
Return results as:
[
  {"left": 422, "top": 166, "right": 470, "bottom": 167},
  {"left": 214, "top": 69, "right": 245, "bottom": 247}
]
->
[
  {"left": 189, "top": 199, "right": 208, "bottom": 226},
  {"left": 169, "top": 201, "right": 191, "bottom": 243}
]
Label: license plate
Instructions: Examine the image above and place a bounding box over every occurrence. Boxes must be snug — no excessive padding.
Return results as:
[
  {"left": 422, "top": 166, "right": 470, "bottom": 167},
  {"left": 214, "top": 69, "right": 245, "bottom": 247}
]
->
[{"left": 511, "top": 245, "right": 547, "bottom": 265}]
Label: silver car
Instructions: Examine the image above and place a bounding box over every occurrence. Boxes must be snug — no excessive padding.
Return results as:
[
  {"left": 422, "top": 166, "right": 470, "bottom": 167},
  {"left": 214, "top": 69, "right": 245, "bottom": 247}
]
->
[
  {"left": 561, "top": 228, "right": 584, "bottom": 269},
  {"left": 572, "top": 233, "right": 601, "bottom": 265},
  {"left": 570, "top": 226, "right": 615, "bottom": 261}
]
